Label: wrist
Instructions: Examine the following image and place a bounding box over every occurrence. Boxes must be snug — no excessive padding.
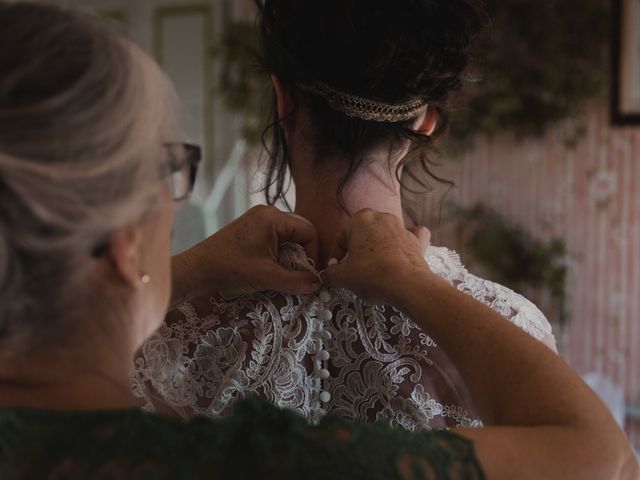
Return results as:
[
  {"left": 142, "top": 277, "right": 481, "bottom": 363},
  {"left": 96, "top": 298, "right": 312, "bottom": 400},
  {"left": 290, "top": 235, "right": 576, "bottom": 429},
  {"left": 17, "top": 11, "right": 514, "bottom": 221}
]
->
[
  {"left": 386, "top": 266, "right": 447, "bottom": 317},
  {"left": 171, "top": 245, "right": 219, "bottom": 306}
]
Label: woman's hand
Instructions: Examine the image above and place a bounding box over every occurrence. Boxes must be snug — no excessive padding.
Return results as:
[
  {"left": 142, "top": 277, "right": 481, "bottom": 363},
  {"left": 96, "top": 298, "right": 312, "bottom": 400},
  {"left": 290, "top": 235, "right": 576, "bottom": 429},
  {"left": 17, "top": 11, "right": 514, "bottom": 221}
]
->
[
  {"left": 322, "top": 209, "right": 433, "bottom": 304},
  {"left": 171, "top": 206, "right": 320, "bottom": 306},
  {"left": 326, "top": 209, "right": 639, "bottom": 479}
]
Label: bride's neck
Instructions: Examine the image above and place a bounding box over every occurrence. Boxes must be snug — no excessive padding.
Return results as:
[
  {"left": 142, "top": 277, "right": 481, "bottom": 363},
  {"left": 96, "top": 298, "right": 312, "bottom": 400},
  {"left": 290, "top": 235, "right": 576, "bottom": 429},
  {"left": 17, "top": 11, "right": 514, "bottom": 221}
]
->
[{"left": 292, "top": 150, "right": 405, "bottom": 268}]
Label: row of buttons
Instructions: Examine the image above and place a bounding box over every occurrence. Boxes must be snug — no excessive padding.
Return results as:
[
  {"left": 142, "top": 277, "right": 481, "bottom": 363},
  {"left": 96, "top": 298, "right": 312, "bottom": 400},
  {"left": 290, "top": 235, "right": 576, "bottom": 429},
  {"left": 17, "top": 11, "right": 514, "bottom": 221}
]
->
[{"left": 316, "top": 286, "right": 333, "bottom": 404}]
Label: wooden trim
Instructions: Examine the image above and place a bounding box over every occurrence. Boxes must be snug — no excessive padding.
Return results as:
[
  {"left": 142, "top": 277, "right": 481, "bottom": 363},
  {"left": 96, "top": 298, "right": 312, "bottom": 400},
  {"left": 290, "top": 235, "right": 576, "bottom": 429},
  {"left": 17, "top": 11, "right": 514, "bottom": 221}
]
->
[
  {"left": 611, "top": 0, "right": 640, "bottom": 125},
  {"left": 101, "top": 9, "right": 128, "bottom": 25},
  {"left": 153, "top": 4, "right": 215, "bottom": 179}
]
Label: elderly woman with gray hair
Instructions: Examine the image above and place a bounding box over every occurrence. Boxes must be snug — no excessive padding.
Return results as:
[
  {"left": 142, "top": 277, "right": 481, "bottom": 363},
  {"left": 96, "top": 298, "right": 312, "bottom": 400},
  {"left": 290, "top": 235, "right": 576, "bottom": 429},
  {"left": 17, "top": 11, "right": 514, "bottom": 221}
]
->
[{"left": 0, "top": 2, "right": 636, "bottom": 479}]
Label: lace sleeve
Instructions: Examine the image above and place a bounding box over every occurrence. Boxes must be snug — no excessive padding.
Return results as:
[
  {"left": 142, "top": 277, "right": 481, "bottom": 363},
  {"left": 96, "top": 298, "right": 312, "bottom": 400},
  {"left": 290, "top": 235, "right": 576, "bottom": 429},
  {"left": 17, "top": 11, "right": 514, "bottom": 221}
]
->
[
  {"left": 131, "top": 297, "right": 227, "bottom": 418},
  {"left": 427, "top": 247, "right": 557, "bottom": 352}
]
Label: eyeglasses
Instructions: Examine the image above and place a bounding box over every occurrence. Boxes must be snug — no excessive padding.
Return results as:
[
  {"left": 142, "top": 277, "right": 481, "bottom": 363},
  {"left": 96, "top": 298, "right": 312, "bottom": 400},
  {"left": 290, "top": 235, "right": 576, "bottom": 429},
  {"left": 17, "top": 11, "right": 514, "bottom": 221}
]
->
[
  {"left": 164, "top": 142, "right": 201, "bottom": 201},
  {"left": 91, "top": 142, "right": 202, "bottom": 257}
]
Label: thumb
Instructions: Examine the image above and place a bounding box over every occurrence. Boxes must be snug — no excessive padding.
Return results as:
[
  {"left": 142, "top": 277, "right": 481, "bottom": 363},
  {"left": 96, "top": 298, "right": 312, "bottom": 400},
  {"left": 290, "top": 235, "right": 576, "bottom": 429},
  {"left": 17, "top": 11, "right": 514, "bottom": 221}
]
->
[
  {"left": 408, "top": 226, "right": 431, "bottom": 255},
  {"left": 274, "top": 213, "right": 320, "bottom": 265},
  {"left": 321, "top": 262, "right": 350, "bottom": 291},
  {"left": 326, "top": 222, "right": 350, "bottom": 268},
  {"left": 263, "top": 265, "right": 321, "bottom": 295}
]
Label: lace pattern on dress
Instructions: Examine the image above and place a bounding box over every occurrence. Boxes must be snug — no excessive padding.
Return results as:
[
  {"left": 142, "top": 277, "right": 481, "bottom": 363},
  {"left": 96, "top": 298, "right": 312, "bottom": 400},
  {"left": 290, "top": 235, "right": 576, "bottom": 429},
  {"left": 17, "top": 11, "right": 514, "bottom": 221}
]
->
[{"left": 133, "top": 244, "right": 555, "bottom": 431}]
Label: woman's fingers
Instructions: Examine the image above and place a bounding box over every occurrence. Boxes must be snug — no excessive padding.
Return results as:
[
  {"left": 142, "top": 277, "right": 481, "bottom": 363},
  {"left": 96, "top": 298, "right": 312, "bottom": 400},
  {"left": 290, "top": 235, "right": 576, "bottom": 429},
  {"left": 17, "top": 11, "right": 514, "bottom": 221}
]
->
[
  {"left": 209, "top": 205, "right": 431, "bottom": 298},
  {"left": 322, "top": 210, "right": 434, "bottom": 303},
  {"left": 261, "top": 265, "right": 320, "bottom": 295},
  {"left": 321, "top": 262, "right": 348, "bottom": 290},
  {"left": 273, "top": 212, "right": 319, "bottom": 265},
  {"left": 326, "top": 221, "right": 350, "bottom": 267}
]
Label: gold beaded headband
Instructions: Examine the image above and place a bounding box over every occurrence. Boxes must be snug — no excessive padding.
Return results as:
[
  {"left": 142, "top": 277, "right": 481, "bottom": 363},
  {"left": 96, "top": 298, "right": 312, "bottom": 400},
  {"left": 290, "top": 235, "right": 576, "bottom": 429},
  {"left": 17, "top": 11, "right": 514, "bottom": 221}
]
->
[{"left": 299, "top": 82, "right": 428, "bottom": 123}]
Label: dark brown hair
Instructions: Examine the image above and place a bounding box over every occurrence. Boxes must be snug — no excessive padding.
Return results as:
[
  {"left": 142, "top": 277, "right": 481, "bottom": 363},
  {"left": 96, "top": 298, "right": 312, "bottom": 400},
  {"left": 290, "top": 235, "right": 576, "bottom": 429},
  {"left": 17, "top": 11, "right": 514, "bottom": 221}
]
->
[{"left": 255, "top": 0, "right": 482, "bottom": 210}]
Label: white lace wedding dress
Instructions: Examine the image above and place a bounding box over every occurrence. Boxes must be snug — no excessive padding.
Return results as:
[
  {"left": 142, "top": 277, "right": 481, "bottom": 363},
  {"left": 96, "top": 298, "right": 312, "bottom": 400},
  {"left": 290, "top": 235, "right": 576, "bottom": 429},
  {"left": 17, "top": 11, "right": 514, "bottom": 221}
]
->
[{"left": 132, "top": 244, "right": 556, "bottom": 430}]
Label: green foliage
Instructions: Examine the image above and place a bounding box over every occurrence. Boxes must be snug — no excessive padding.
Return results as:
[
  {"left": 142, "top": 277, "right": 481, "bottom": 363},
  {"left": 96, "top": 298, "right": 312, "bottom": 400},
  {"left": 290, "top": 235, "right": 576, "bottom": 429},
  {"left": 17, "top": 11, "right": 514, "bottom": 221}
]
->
[
  {"left": 450, "top": 204, "right": 568, "bottom": 325},
  {"left": 216, "top": 1, "right": 609, "bottom": 148},
  {"left": 450, "top": 0, "right": 610, "bottom": 146}
]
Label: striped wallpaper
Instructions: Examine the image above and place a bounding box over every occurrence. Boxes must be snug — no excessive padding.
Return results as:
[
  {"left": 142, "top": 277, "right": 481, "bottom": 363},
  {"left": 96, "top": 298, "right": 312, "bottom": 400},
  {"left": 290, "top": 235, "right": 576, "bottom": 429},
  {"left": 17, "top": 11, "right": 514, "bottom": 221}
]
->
[{"left": 424, "top": 105, "right": 640, "bottom": 451}]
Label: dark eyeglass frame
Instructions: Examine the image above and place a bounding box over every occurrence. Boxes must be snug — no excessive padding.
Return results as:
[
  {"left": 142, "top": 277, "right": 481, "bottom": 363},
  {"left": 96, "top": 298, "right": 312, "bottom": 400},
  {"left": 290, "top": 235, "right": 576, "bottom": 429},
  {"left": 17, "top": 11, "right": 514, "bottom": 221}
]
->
[{"left": 91, "top": 142, "right": 202, "bottom": 258}]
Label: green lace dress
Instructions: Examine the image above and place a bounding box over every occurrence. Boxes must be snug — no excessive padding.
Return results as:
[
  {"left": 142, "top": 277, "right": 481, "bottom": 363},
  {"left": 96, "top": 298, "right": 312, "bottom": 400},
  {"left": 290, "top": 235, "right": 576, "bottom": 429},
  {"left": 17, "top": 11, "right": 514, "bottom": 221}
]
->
[{"left": 0, "top": 396, "right": 484, "bottom": 479}]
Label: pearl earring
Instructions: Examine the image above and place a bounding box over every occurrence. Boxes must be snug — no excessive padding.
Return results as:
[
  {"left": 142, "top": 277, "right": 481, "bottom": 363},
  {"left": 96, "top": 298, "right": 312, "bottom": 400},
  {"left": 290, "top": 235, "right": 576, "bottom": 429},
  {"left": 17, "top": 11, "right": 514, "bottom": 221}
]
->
[{"left": 140, "top": 274, "right": 151, "bottom": 285}]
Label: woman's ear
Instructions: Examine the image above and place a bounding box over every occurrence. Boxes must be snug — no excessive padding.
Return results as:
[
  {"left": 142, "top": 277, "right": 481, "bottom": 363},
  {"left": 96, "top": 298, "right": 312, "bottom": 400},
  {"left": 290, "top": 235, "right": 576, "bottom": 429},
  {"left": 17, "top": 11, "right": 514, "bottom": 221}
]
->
[
  {"left": 105, "top": 226, "right": 144, "bottom": 289},
  {"left": 272, "top": 75, "right": 294, "bottom": 122},
  {"left": 414, "top": 106, "right": 439, "bottom": 136}
]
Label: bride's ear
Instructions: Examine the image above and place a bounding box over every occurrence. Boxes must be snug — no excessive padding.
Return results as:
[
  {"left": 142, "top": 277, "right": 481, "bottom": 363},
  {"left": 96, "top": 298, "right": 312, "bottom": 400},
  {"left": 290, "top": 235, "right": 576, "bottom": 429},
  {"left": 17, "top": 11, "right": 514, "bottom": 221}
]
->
[
  {"left": 272, "top": 75, "right": 294, "bottom": 122},
  {"left": 413, "top": 106, "right": 439, "bottom": 136}
]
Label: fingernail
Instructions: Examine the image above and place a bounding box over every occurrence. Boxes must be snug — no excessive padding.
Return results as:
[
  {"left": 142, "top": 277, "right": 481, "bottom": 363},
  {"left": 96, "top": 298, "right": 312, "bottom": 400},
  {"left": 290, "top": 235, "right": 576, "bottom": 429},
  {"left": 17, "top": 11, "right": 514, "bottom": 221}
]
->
[{"left": 327, "top": 258, "right": 339, "bottom": 266}]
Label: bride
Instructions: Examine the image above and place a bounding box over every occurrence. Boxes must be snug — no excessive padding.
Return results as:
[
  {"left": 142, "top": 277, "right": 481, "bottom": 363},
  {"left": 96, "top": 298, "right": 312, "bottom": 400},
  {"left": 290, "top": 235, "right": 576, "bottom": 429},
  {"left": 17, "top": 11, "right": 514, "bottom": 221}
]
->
[{"left": 133, "top": 0, "right": 556, "bottom": 429}]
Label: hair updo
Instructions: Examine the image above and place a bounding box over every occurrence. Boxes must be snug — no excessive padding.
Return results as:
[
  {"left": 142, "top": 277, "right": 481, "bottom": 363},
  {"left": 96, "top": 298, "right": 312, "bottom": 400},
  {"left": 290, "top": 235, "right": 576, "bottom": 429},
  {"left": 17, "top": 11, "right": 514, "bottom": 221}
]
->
[
  {"left": 0, "top": 2, "right": 175, "bottom": 353},
  {"left": 256, "top": 0, "right": 482, "bottom": 208}
]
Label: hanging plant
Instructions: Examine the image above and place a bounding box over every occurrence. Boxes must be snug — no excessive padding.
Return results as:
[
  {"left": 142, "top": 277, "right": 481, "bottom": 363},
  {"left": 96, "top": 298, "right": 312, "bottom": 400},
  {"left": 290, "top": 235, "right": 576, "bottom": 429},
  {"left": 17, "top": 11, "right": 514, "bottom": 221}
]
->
[
  {"left": 449, "top": 204, "right": 568, "bottom": 326},
  {"left": 216, "top": 0, "right": 609, "bottom": 148},
  {"left": 449, "top": 0, "right": 610, "bottom": 147},
  {"left": 215, "top": 21, "right": 270, "bottom": 144}
]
